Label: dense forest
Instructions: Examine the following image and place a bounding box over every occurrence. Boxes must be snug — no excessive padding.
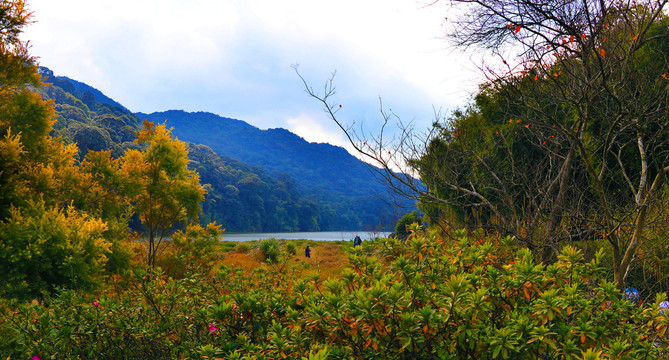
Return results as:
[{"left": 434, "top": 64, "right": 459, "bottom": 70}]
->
[{"left": 36, "top": 67, "right": 401, "bottom": 232}]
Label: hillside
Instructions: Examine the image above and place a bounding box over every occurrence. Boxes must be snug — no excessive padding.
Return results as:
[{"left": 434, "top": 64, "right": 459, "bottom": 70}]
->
[
  {"left": 37, "top": 67, "right": 403, "bottom": 231},
  {"left": 136, "top": 110, "right": 388, "bottom": 198}
]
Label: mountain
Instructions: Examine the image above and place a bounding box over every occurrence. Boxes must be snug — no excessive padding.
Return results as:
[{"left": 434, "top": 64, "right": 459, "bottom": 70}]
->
[
  {"left": 136, "top": 110, "right": 387, "bottom": 198},
  {"left": 39, "top": 67, "right": 128, "bottom": 111},
  {"left": 37, "top": 67, "right": 406, "bottom": 231}
]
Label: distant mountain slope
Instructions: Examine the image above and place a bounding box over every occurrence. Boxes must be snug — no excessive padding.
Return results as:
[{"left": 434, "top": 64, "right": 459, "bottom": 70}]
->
[
  {"left": 37, "top": 67, "right": 403, "bottom": 231},
  {"left": 136, "top": 110, "right": 387, "bottom": 198},
  {"left": 38, "top": 67, "right": 128, "bottom": 111}
]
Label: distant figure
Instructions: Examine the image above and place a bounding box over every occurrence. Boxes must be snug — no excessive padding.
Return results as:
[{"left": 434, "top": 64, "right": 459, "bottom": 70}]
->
[
  {"left": 305, "top": 245, "right": 311, "bottom": 258},
  {"left": 353, "top": 235, "right": 362, "bottom": 247}
]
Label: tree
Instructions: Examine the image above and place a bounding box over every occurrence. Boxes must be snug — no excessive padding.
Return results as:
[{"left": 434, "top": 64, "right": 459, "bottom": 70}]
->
[
  {"left": 394, "top": 210, "right": 422, "bottom": 239},
  {"left": 440, "top": 0, "right": 669, "bottom": 289},
  {"left": 121, "top": 121, "right": 205, "bottom": 268},
  {"left": 296, "top": 1, "right": 669, "bottom": 289}
]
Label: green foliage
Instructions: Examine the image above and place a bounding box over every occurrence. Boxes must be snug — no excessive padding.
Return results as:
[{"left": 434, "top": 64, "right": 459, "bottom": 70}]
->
[
  {"left": 235, "top": 242, "right": 250, "bottom": 253},
  {"left": 285, "top": 241, "right": 297, "bottom": 255},
  {"left": 165, "top": 222, "right": 223, "bottom": 278},
  {"left": 0, "top": 200, "right": 110, "bottom": 298},
  {"left": 259, "top": 238, "right": 281, "bottom": 263},
  {"left": 394, "top": 210, "right": 422, "bottom": 239},
  {"left": 1, "top": 231, "right": 667, "bottom": 358}
]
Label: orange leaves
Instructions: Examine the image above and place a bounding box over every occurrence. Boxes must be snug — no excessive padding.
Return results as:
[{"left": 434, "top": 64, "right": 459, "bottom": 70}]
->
[
  {"left": 534, "top": 74, "right": 538, "bottom": 81},
  {"left": 506, "top": 23, "right": 521, "bottom": 33},
  {"left": 523, "top": 286, "right": 531, "bottom": 300},
  {"left": 661, "top": 74, "right": 668, "bottom": 80},
  {"left": 632, "top": 34, "right": 639, "bottom": 41},
  {"left": 569, "top": 35, "right": 575, "bottom": 43},
  {"left": 553, "top": 71, "right": 562, "bottom": 78},
  {"left": 598, "top": 49, "right": 606, "bottom": 56}
]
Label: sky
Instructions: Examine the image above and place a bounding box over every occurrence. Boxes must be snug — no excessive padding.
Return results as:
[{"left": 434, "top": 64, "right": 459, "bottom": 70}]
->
[{"left": 22, "top": 0, "right": 482, "bottom": 153}]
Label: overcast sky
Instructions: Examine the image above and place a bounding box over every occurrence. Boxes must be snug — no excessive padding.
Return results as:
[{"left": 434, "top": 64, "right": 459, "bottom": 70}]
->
[{"left": 23, "top": 0, "right": 482, "bottom": 151}]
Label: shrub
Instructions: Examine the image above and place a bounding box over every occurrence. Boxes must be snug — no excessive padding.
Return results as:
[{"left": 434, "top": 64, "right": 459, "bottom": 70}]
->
[
  {"left": 235, "top": 242, "right": 250, "bottom": 253},
  {"left": 259, "top": 238, "right": 280, "bottom": 262},
  {"left": 285, "top": 241, "right": 297, "bottom": 255},
  {"left": 163, "top": 222, "right": 223, "bottom": 278},
  {"left": 0, "top": 200, "right": 110, "bottom": 299},
  {"left": 1, "top": 229, "right": 668, "bottom": 359},
  {"left": 394, "top": 210, "right": 422, "bottom": 239}
]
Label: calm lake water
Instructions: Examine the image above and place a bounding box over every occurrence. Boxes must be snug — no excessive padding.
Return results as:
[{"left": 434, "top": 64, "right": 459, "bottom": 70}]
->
[{"left": 221, "top": 231, "right": 391, "bottom": 242}]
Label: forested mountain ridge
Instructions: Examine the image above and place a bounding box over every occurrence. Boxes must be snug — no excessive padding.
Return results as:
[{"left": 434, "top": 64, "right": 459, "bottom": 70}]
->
[
  {"left": 37, "top": 67, "right": 401, "bottom": 232},
  {"left": 136, "top": 110, "right": 388, "bottom": 198}
]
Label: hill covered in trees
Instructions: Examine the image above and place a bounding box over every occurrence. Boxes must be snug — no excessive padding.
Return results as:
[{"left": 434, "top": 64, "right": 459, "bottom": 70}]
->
[{"left": 37, "top": 67, "right": 403, "bottom": 232}]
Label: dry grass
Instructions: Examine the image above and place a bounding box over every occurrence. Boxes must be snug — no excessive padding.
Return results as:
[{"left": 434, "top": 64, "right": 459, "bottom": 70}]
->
[{"left": 218, "top": 241, "right": 350, "bottom": 280}]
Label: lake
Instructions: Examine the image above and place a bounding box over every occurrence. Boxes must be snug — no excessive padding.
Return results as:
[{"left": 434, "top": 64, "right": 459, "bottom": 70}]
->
[{"left": 221, "top": 231, "right": 391, "bottom": 242}]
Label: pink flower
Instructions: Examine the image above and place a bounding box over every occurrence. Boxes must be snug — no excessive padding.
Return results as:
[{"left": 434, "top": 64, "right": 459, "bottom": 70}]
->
[
  {"left": 32, "top": 356, "right": 41, "bottom": 360},
  {"left": 208, "top": 322, "right": 217, "bottom": 334},
  {"left": 93, "top": 301, "right": 100, "bottom": 308},
  {"left": 232, "top": 303, "right": 237, "bottom": 310}
]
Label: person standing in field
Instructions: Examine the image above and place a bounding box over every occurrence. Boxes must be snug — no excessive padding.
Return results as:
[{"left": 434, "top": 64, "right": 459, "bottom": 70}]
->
[
  {"left": 353, "top": 235, "right": 362, "bottom": 247},
  {"left": 305, "top": 245, "right": 311, "bottom": 258}
]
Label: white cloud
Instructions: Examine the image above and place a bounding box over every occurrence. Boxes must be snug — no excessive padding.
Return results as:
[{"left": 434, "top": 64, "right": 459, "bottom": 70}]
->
[
  {"left": 22, "top": 0, "right": 481, "bottom": 155},
  {"left": 286, "top": 113, "right": 348, "bottom": 146}
]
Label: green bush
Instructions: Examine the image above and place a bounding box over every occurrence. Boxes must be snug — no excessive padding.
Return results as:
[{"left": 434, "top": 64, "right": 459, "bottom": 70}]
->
[
  {"left": 285, "top": 241, "right": 297, "bottom": 255},
  {"left": 235, "top": 242, "right": 250, "bottom": 253},
  {"left": 0, "top": 200, "right": 110, "bottom": 299},
  {"left": 163, "top": 222, "right": 222, "bottom": 278},
  {"left": 394, "top": 210, "right": 422, "bottom": 239},
  {"left": 259, "top": 238, "right": 280, "bottom": 262}
]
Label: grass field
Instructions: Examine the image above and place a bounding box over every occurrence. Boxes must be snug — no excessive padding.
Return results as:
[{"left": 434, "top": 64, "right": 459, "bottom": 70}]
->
[{"left": 218, "top": 239, "right": 351, "bottom": 280}]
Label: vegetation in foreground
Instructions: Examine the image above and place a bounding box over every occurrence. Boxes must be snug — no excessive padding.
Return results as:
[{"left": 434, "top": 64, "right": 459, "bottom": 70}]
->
[{"left": 2, "top": 228, "right": 669, "bottom": 359}]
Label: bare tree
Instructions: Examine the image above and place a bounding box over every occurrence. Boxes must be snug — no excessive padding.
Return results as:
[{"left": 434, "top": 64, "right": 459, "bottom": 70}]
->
[{"left": 295, "top": 0, "right": 669, "bottom": 289}]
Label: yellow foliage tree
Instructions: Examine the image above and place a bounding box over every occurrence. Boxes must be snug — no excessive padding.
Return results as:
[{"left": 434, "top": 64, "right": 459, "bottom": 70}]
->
[{"left": 121, "top": 121, "right": 206, "bottom": 267}]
